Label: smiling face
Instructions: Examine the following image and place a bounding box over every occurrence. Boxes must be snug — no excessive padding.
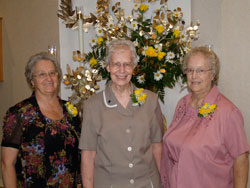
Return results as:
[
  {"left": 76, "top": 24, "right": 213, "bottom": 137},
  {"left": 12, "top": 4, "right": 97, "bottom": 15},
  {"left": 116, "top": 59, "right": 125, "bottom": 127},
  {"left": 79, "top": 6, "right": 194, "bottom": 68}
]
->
[
  {"left": 31, "top": 60, "right": 59, "bottom": 96},
  {"left": 106, "top": 47, "right": 134, "bottom": 88},
  {"left": 186, "top": 53, "right": 214, "bottom": 96}
]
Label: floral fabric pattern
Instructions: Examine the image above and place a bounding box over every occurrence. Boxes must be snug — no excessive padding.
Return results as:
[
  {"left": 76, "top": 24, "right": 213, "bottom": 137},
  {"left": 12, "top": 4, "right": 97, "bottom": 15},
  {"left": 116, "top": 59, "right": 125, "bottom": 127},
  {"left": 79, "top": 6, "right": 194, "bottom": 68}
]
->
[{"left": 2, "top": 93, "right": 81, "bottom": 188}]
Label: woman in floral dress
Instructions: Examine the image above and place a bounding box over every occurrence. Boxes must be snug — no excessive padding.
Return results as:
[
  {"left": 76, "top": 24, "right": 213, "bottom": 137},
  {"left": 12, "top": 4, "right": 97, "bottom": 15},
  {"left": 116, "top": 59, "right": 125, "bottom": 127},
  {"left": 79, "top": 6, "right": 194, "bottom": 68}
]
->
[{"left": 1, "top": 52, "right": 81, "bottom": 187}]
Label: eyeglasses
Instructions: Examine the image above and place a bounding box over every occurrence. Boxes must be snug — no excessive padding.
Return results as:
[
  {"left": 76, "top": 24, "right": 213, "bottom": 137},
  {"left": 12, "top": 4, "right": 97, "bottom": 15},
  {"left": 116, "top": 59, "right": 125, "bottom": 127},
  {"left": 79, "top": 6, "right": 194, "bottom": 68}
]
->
[
  {"left": 185, "top": 68, "right": 212, "bottom": 75},
  {"left": 110, "top": 62, "right": 133, "bottom": 70},
  {"left": 33, "top": 71, "right": 58, "bottom": 79}
]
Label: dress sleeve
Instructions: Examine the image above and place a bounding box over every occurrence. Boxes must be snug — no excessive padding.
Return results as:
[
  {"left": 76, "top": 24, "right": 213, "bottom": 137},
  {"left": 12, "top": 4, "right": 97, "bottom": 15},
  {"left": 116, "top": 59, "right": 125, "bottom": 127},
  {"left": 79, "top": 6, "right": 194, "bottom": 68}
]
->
[
  {"left": 78, "top": 100, "right": 98, "bottom": 150},
  {"left": 1, "top": 108, "right": 23, "bottom": 149},
  {"left": 224, "top": 108, "right": 250, "bottom": 158},
  {"left": 150, "top": 99, "right": 164, "bottom": 143}
]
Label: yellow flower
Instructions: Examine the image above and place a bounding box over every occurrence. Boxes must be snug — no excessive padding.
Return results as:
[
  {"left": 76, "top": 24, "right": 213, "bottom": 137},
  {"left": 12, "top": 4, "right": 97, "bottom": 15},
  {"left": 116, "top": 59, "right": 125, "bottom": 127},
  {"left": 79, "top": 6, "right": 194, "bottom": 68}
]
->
[
  {"left": 199, "top": 107, "right": 206, "bottom": 115},
  {"left": 90, "top": 57, "right": 98, "bottom": 67},
  {"left": 204, "top": 102, "right": 209, "bottom": 108},
  {"left": 134, "top": 88, "right": 143, "bottom": 96},
  {"left": 198, "top": 103, "right": 217, "bottom": 118},
  {"left": 65, "top": 102, "right": 78, "bottom": 117},
  {"left": 138, "top": 95, "right": 145, "bottom": 102},
  {"left": 205, "top": 108, "right": 211, "bottom": 114},
  {"left": 131, "top": 88, "right": 147, "bottom": 106},
  {"left": 72, "top": 108, "right": 78, "bottom": 116},
  {"left": 139, "top": 4, "right": 149, "bottom": 12},
  {"left": 209, "top": 104, "right": 216, "bottom": 110},
  {"left": 155, "top": 25, "right": 164, "bottom": 34},
  {"left": 157, "top": 51, "right": 166, "bottom": 60},
  {"left": 173, "top": 28, "right": 180, "bottom": 38},
  {"left": 160, "top": 68, "right": 166, "bottom": 73},
  {"left": 97, "top": 37, "right": 104, "bottom": 45},
  {"left": 145, "top": 47, "right": 158, "bottom": 57}
]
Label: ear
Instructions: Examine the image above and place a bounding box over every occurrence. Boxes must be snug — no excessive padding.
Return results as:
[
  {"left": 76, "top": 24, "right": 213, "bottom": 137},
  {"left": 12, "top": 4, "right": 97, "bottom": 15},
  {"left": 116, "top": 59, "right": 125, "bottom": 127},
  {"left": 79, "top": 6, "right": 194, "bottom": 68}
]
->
[
  {"left": 31, "top": 80, "right": 35, "bottom": 88},
  {"left": 106, "top": 64, "right": 110, "bottom": 72}
]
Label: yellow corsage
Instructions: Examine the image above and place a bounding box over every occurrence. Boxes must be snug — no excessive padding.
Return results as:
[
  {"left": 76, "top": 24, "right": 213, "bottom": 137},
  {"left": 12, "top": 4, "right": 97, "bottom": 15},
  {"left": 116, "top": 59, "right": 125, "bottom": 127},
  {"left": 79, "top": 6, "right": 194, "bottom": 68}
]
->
[
  {"left": 131, "top": 88, "right": 147, "bottom": 106},
  {"left": 65, "top": 102, "right": 78, "bottom": 117},
  {"left": 198, "top": 102, "right": 217, "bottom": 117}
]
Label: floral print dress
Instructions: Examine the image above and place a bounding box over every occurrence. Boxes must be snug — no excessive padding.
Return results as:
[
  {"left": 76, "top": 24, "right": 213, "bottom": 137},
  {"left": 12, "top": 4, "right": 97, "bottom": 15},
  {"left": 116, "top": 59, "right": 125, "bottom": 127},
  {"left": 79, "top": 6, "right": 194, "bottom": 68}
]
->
[{"left": 2, "top": 93, "right": 81, "bottom": 188}]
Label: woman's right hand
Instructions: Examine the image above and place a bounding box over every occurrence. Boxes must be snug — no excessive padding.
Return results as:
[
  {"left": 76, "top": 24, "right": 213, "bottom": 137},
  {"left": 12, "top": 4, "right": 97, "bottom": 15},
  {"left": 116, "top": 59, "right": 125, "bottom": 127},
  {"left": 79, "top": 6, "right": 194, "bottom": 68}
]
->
[
  {"left": 81, "top": 150, "right": 96, "bottom": 188},
  {"left": 1, "top": 146, "right": 19, "bottom": 188}
]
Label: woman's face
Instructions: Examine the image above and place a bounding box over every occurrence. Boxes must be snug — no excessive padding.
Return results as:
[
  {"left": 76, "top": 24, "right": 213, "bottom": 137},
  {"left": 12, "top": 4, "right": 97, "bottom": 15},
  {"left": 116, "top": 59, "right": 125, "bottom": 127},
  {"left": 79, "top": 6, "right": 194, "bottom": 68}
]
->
[
  {"left": 31, "top": 60, "right": 59, "bottom": 95},
  {"left": 106, "top": 47, "right": 134, "bottom": 88},
  {"left": 186, "top": 53, "right": 214, "bottom": 96}
]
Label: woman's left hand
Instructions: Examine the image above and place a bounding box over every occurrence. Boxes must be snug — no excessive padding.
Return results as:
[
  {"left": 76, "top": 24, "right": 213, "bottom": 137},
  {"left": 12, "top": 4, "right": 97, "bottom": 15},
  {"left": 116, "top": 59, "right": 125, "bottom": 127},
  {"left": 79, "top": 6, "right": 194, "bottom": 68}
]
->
[{"left": 234, "top": 152, "right": 249, "bottom": 188}]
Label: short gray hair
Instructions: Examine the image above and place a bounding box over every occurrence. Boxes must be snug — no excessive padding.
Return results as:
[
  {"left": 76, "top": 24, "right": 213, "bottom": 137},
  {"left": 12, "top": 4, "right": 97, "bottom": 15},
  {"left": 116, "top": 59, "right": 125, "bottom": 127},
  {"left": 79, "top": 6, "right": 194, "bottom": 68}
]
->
[
  {"left": 25, "top": 52, "right": 62, "bottom": 87},
  {"left": 105, "top": 39, "right": 138, "bottom": 67},
  {"left": 183, "top": 46, "right": 220, "bottom": 86}
]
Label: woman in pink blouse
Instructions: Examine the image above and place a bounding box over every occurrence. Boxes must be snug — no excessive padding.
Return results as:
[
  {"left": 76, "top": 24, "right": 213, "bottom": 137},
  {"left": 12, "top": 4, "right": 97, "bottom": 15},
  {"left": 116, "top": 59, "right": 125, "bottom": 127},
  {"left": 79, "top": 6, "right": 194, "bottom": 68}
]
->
[{"left": 161, "top": 46, "right": 249, "bottom": 188}]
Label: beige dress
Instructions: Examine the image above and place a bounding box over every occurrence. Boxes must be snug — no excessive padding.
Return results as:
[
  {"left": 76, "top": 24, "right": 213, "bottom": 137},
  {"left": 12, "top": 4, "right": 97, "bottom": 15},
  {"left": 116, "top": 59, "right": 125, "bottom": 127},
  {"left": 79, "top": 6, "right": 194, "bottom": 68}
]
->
[{"left": 79, "top": 82, "right": 163, "bottom": 188}]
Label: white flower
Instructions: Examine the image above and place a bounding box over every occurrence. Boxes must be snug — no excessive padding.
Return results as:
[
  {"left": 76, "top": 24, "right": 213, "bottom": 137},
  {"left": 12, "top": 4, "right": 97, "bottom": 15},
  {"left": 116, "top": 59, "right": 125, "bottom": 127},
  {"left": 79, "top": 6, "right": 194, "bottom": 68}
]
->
[
  {"left": 90, "top": 38, "right": 97, "bottom": 47},
  {"left": 95, "top": 27, "right": 104, "bottom": 36},
  {"left": 133, "top": 4, "right": 139, "bottom": 10},
  {"left": 99, "top": 60, "right": 105, "bottom": 68},
  {"left": 154, "top": 71, "right": 163, "bottom": 81},
  {"left": 179, "top": 32, "right": 187, "bottom": 42},
  {"left": 183, "top": 47, "right": 190, "bottom": 53},
  {"left": 142, "top": 46, "right": 148, "bottom": 56},
  {"left": 137, "top": 75, "right": 145, "bottom": 84},
  {"left": 167, "top": 51, "right": 175, "bottom": 60},
  {"left": 133, "top": 39, "right": 138, "bottom": 47},
  {"left": 118, "top": 21, "right": 126, "bottom": 28},
  {"left": 154, "top": 44, "right": 162, "bottom": 52},
  {"left": 107, "top": 20, "right": 115, "bottom": 28},
  {"left": 131, "top": 21, "right": 138, "bottom": 30}
]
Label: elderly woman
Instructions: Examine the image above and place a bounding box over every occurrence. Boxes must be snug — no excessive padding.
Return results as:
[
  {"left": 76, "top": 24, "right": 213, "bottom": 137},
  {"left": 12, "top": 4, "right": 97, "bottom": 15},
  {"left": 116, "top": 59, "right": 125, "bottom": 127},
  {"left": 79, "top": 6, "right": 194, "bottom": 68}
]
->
[
  {"left": 160, "top": 46, "right": 249, "bottom": 188},
  {"left": 1, "top": 52, "right": 81, "bottom": 187},
  {"left": 79, "top": 39, "right": 163, "bottom": 188}
]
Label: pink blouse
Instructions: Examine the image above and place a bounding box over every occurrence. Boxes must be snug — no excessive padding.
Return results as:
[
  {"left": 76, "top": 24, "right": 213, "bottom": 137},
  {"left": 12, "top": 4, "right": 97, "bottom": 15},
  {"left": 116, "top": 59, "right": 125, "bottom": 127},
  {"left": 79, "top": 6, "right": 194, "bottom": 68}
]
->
[{"left": 161, "top": 86, "right": 249, "bottom": 188}]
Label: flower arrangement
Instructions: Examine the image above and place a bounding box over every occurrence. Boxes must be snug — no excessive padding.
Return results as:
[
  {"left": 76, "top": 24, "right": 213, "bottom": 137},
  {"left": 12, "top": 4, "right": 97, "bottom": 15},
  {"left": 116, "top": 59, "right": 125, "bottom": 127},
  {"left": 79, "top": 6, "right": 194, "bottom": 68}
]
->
[
  {"left": 198, "top": 103, "right": 217, "bottom": 118},
  {"left": 83, "top": 0, "right": 199, "bottom": 102},
  {"left": 131, "top": 88, "right": 147, "bottom": 106},
  {"left": 58, "top": 0, "right": 200, "bottom": 108},
  {"left": 65, "top": 101, "right": 78, "bottom": 117}
]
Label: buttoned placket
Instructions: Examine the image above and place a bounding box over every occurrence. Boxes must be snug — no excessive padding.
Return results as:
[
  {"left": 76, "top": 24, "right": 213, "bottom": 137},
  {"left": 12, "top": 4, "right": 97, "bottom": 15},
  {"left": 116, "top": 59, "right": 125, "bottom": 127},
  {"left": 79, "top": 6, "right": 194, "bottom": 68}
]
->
[{"left": 103, "top": 85, "right": 137, "bottom": 187}]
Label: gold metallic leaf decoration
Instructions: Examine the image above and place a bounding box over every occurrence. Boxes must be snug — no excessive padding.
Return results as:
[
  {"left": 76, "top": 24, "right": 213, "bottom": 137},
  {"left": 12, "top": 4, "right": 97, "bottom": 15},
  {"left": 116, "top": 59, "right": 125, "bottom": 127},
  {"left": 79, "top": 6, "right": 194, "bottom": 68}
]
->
[{"left": 58, "top": 0, "right": 98, "bottom": 32}]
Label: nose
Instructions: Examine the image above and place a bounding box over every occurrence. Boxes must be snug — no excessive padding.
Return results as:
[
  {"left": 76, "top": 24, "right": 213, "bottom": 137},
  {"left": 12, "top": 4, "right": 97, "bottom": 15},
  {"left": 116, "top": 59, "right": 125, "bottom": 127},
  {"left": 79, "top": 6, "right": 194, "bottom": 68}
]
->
[
  {"left": 191, "top": 70, "right": 198, "bottom": 78},
  {"left": 119, "top": 64, "right": 126, "bottom": 72}
]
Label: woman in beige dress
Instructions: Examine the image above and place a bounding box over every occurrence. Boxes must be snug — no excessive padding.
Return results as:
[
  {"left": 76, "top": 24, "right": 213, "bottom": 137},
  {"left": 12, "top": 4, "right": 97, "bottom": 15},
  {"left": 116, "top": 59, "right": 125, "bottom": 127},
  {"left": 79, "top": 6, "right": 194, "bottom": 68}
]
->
[{"left": 79, "top": 39, "right": 163, "bottom": 188}]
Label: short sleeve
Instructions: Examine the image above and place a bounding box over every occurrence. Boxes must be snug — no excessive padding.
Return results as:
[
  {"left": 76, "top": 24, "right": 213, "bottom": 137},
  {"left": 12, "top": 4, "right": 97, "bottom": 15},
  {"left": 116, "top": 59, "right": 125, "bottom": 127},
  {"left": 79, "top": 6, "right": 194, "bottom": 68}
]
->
[
  {"left": 224, "top": 108, "right": 250, "bottom": 158},
  {"left": 2, "top": 108, "right": 23, "bottom": 149},
  {"left": 78, "top": 100, "right": 98, "bottom": 150},
  {"left": 150, "top": 100, "right": 164, "bottom": 143}
]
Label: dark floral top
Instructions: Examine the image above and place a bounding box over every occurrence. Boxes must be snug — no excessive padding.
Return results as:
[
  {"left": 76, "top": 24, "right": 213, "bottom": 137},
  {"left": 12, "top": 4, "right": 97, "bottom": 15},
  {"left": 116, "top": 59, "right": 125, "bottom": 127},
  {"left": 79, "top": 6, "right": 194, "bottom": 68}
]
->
[{"left": 2, "top": 93, "right": 81, "bottom": 188}]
